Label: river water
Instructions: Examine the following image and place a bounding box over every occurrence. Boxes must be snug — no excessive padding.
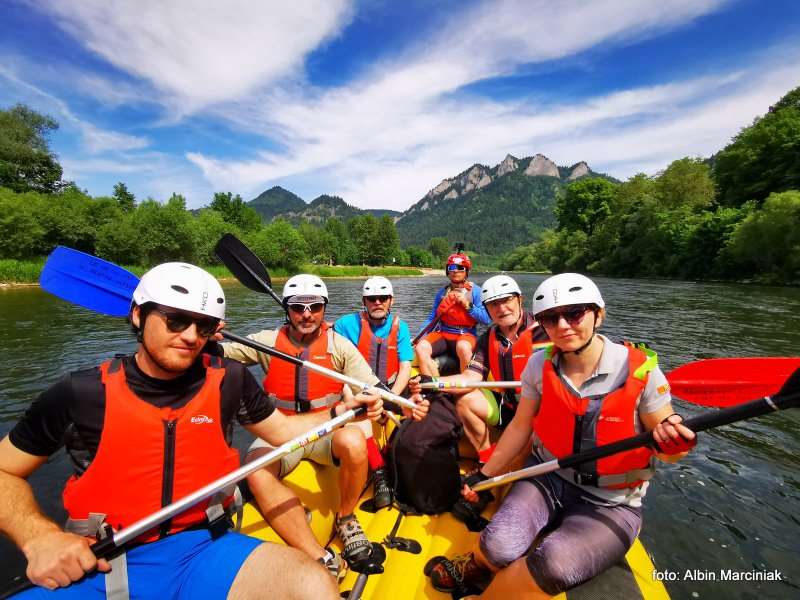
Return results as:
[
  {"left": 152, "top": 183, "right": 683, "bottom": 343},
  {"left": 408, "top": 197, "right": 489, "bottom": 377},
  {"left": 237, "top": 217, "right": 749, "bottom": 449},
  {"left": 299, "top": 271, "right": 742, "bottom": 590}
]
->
[{"left": 1, "top": 274, "right": 798, "bottom": 598}]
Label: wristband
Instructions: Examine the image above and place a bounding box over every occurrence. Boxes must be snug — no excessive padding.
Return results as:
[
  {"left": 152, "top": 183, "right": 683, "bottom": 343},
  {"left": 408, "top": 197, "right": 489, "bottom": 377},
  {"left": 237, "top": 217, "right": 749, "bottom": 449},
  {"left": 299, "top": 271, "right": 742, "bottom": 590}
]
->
[{"left": 463, "top": 469, "right": 489, "bottom": 489}]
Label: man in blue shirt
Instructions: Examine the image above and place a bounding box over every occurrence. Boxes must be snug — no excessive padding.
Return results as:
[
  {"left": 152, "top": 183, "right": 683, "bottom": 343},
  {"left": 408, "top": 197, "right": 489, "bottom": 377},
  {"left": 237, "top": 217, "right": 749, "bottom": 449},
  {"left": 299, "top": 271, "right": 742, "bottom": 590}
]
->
[{"left": 334, "top": 276, "right": 414, "bottom": 508}]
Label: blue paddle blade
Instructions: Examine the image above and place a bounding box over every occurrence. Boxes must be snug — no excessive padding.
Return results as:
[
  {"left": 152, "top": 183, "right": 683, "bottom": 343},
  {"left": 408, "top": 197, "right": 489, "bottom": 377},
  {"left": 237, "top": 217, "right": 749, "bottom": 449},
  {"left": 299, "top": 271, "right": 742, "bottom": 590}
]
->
[{"left": 39, "top": 246, "right": 139, "bottom": 317}]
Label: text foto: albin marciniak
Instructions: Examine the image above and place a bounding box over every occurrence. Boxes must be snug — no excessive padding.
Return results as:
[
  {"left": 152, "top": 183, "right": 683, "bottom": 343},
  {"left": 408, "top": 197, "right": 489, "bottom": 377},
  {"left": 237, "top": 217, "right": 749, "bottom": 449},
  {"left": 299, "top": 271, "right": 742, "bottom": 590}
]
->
[{"left": 652, "top": 569, "right": 784, "bottom": 582}]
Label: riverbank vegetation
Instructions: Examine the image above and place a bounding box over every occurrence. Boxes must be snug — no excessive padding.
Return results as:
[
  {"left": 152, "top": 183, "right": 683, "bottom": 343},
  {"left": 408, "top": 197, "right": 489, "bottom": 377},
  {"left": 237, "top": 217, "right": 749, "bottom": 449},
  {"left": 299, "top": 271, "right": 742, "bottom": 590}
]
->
[{"left": 500, "top": 86, "right": 800, "bottom": 285}]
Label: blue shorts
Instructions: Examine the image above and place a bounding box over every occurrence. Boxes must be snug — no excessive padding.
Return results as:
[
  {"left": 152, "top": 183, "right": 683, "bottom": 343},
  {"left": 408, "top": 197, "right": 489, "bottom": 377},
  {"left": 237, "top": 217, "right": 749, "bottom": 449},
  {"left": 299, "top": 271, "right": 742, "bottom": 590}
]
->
[{"left": 14, "top": 529, "right": 262, "bottom": 600}]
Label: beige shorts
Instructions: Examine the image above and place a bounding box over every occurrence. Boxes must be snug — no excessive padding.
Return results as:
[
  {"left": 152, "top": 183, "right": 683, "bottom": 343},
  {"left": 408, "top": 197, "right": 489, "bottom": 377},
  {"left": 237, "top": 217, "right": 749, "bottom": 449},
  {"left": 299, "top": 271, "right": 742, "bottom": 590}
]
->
[{"left": 248, "top": 435, "right": 337, "bottom": 479}]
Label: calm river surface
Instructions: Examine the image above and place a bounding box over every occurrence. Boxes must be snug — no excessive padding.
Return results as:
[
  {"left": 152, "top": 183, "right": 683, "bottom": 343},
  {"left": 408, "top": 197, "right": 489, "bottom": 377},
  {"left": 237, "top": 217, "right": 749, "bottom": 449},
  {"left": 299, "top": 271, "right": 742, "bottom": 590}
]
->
[{"left": 1, "top": 274, "right": 798, "bottom": 598}]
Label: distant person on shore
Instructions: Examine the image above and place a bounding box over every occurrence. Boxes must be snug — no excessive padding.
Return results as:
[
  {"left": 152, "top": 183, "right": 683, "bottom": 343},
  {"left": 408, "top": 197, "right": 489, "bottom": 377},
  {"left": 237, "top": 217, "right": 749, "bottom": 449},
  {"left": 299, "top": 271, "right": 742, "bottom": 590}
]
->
[
  {"left": 426, "top": 273, "right": 697, "bottom": 598},
  {"left": 0, "top": 263, "right": 361, "bottom": 599},
  {"left": 217, "top": 274, "right": 429, "bottom": 572},
  {"left": 333, "top": 276, "right": 414, "bottom": 509},
  {"left": 416, "top": 249, "right": 491, "bottom": 376}
]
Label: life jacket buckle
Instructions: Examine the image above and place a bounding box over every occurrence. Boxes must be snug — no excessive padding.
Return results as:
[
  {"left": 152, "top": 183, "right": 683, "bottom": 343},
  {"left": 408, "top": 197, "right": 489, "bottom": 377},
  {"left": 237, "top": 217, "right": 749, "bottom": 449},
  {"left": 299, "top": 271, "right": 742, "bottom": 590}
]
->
[
  {"left": 573, "top": 471, "right": 597, "bottom": 486},
  {"left": 207, "top": 512, "right": 234, "bottom": 539}
]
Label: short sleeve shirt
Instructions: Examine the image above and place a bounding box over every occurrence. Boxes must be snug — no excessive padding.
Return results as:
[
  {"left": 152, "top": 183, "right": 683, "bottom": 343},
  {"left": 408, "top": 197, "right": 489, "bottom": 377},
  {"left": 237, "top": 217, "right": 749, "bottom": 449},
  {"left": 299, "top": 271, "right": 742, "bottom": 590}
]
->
[{"left": 520, "top": 335, "right": 672, "bottom": 506}]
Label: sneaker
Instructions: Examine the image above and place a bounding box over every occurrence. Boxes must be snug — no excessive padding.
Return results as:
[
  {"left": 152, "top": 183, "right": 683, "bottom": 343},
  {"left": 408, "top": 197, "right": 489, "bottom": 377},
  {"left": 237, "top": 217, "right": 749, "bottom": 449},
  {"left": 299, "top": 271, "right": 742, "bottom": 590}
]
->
[
  {"left": 428, "top": 552, "right": 491, "bottom": 593},
  {"left": 317, "top": 547, "right": 345, "bottom": 581},
  {"left": 336, "top": 513, "right": 372, "bottom": 564},
  {"left": 372, "top": 468, "right": 392, "bottom": 509}
]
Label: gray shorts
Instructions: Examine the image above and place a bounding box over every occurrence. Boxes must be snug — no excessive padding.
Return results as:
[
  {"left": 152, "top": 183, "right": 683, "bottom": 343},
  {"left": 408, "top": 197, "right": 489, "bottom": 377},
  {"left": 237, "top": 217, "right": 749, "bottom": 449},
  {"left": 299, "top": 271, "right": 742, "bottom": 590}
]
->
[{"left": 248, "top": 435, "right": 338, "bottom": 479}]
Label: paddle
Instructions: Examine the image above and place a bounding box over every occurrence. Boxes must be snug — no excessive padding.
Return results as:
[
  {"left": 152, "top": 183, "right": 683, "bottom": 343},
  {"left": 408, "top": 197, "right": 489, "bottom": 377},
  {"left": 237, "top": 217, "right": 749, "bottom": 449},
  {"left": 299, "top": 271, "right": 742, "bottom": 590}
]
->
[
  {"left": 420, "top": 357, "right": 800, "bottom": 405},
  {"left": 39, "top": 246, "right": 416, "bottom": 412},
  {"left": 471, "top": 367, "right": 800, "bottom": 493},
  {"left": 411, "top": 316, "right": 441, "bottom": 346},
  {"left": 212, "top": 235, "right": 420, "bottom": 410},
  {"left": 1, "top": 406, "right": 365, "bottom": 599},
  {"left": 213, "top": 233, "right": 283, "bottom": 305}
]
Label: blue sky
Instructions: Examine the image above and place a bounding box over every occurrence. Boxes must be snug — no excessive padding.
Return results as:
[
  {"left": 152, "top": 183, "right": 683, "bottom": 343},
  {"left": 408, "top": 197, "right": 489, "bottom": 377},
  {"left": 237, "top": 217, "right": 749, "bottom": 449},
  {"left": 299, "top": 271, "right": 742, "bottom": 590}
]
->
[{"left": 1, "top": 0, "right": 798, "bottom": 210}]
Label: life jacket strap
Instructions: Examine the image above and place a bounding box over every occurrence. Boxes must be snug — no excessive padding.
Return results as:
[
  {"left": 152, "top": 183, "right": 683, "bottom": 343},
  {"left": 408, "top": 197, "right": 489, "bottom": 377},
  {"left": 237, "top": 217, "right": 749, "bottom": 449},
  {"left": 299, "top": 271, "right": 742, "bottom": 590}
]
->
[{"left": 64, "top": 513, "right": 129, "bottom": 600}]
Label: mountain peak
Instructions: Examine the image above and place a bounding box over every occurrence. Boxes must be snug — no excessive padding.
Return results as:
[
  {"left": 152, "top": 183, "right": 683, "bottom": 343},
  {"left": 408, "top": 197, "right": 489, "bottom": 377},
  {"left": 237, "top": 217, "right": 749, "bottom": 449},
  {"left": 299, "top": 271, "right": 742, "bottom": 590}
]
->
[{"left": 524, "top": 154, "right": 559, "bottom": 178}]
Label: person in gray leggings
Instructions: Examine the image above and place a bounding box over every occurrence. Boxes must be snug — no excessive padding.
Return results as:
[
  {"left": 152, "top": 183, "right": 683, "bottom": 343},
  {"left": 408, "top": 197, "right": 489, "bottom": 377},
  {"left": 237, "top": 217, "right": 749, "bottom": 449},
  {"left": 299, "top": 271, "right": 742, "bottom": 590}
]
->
[{"left": 427, "top": 274, "right": 697, "bottom": 598}]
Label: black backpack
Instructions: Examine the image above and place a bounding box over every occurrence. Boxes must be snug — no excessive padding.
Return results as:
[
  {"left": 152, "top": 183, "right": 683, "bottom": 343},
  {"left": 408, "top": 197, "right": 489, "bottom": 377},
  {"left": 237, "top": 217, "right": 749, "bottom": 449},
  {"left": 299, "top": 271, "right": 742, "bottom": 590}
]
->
[{"left": 388, "top": 394, "right": 463, "bottom": 514}]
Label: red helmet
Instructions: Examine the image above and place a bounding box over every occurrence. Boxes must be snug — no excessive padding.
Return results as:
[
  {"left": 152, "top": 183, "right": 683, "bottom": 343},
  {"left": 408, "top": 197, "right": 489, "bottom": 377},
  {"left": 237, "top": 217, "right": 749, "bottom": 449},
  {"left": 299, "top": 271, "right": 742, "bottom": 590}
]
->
[{"left": 445, "top": 252, "right": 471, "bottom": 275}]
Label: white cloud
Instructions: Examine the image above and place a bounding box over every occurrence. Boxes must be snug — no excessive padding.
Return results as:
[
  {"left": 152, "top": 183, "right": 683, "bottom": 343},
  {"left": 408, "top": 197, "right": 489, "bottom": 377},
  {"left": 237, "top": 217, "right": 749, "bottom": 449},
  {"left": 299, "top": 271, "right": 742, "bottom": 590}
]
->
[
  {"left": 186, "top": 0, "right": 753, "bottom": 208},
  {"left": 0, "top": 62, "right": 150, "bottom": 154},
  {"left": 36, "top": 0, "right": 355, "bottom": 113}
]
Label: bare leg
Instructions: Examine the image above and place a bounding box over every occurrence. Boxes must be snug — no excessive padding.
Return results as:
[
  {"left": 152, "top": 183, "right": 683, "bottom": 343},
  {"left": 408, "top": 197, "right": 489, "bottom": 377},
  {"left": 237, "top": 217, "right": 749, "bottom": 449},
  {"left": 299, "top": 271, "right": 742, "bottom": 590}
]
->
[
  {"left": 332, "top": 425, "right": 368, "bottom": 516},
  {"left": 245, "top": 452, "right": 326, "bottom": 561},
  {"left": 455, "top": 338, "right": 474, "bottom": 372},
  {"left": 227, "top": 542, "right": 338, "bottom": 600},
  {"left": 456, "top": 389, "right": 491, "bottom": 454},
  {"left": 415, "top": 339, "right": 436, "bottom": 376},
  {"left": 477, "top": 557, "right": 549, "bottom": 599}
]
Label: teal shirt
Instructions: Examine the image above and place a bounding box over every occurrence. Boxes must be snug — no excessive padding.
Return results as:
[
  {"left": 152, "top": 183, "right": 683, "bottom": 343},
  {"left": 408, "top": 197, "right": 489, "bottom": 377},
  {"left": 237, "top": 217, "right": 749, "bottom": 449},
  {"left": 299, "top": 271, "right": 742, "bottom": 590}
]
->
[{"left": 333, "top": 312, "right": 414, "bottom": 362}]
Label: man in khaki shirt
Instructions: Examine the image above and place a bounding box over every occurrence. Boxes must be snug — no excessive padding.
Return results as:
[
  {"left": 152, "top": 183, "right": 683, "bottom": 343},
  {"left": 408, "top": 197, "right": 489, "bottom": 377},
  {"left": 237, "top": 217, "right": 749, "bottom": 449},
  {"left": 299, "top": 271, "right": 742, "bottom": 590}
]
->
[{"left": 221, "top": 274, "right": 428, "bottom": 576}]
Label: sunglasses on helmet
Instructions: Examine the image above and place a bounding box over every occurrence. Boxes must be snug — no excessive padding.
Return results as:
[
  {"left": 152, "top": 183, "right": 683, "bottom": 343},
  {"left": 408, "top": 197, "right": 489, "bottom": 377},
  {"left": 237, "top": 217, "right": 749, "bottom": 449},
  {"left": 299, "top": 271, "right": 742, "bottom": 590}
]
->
[
  {"left": 153, "top": 307, "right": 220, "bottom": 337},
  {"left": 537, "top": 305, "right": 593, "bottom": 328},
  {"left": 287, "top": 302, "right": 326, "bottom": 314}
]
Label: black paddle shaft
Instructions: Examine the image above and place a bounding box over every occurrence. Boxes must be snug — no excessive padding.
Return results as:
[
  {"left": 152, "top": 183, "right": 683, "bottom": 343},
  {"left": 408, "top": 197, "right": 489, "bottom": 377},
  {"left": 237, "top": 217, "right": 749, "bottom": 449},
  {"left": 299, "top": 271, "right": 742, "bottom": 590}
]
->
[{"left": 559, "top": 384, "right": 800, "bottom": 472}]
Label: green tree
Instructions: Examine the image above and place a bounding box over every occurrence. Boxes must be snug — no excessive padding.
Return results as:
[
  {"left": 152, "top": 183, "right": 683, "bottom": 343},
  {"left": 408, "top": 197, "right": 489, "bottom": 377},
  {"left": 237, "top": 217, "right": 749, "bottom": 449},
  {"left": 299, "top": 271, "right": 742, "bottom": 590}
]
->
[
  {"left": 376, "top": 216, "right": 401, "bottom": 265},
  {"left": 192, "top": 209, "right": 241, "bottom": 265},
  {"left": 406, "top": 246, "right": 434, "bottom": 268},
  {"left": 210, "top": 192, "right": 261, "bottom": 232},
  {"left": 555, "top": 177, "right": 617, "bottom": 234},
  {"left": 713, "top": 85, "right": 800, "bottom": 206},
  {"left": 723, "top": 191, "right": 800, "bottom": 283},
  {"left": 113, "top": 182, "right": 136, "bottom": 213},
  {"left": 128, "top": 199, "right": 196, "bottom": 266},
  {"left": 0, "top": 104, "right": 63, "bottom": 193},
  {"left": 654, "top": 157, "right": 716, "bottom": 210},
  {"left": 247, "top": 218, "right": 308, "bottom": 271},
  {"left": 427, "top": 237, "right": 449, "bottom": 262},
  {"left": 0, "top": 189, "right": 46, "bottom": 258},
  {"left": 348, "top": 215, "right": 380, "bottom": 265}
]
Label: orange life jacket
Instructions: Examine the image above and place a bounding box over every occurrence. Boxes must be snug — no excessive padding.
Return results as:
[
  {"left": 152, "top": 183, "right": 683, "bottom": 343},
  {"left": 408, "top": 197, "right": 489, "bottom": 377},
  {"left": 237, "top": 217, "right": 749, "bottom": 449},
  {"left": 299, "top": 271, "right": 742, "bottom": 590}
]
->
[
  {"left": 487, "top": 315, "right": 550, "bottom": 400},
  {"left": 532, "top": 343, "right": 657, "bottom": 489},
  {"left": 438, "top": 282, "right": 477, "bottom": 329},
  {"left": 356, "top": 312, "right": 400, "bottom": 385},
  {"left": 62, "top": 356, "right": 239, "bottom": 542},
  {"left": 263, "top": 322, "right": 343, "bottom": 414}
]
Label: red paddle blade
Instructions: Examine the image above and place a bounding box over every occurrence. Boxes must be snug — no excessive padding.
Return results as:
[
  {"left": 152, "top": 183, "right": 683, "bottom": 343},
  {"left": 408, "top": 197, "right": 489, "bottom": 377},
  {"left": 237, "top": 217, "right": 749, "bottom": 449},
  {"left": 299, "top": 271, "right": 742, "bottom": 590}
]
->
[{"left": 667, "top": 357, "right": 800, "bottom": 407}]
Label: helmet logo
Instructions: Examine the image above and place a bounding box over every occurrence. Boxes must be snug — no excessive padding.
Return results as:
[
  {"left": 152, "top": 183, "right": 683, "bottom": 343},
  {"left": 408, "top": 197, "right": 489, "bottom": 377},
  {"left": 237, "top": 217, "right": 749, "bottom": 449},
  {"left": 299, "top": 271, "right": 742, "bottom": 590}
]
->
[
  {"left": 552, "top": 289, "right": 558, "bottom": 303},
  {"left": 201, "top": 290, "right": 208, "bottom": 311}
]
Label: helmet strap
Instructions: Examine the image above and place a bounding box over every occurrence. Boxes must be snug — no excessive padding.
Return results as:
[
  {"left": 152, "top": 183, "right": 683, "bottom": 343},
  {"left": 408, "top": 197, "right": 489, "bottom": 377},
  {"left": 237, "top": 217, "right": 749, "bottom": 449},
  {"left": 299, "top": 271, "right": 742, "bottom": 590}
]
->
[{"left": 563, "top": 309, "right": 600, "bottom": 356}]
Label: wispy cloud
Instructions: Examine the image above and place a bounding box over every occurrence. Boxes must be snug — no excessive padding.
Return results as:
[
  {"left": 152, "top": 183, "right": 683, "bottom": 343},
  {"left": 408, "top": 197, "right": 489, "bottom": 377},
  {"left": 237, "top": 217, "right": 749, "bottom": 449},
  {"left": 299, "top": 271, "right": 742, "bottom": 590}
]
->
[
  {"left": 36, "top": 0, "right": 356, "bottom": 114},
  {"left": 186, "top": 0, "right": 756, "bottom": 208},
  {"left": 0, "top": 62, "right": 150, "bottom": 153}
]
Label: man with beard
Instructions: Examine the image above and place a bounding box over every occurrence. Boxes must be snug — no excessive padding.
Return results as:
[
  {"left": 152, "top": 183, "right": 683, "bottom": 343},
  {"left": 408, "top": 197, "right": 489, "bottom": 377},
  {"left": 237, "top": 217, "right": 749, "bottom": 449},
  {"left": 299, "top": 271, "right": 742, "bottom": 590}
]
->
[
  {"left": 0, "top": 263, "right": 354, "bottom": 599},
  {"left": 219, "top": 274, "right": 428, "bottom": 574},
  {"left": 334, "top": 276, "right": 414, "bottom": 508}
]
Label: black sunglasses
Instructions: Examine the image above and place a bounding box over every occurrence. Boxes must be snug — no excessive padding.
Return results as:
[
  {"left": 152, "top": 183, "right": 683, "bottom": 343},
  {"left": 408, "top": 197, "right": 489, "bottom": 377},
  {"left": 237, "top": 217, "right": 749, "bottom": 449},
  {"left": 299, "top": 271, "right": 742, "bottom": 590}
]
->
[
  {"left": 153, "top": 308, "right": 220, "bottom": 337},
  {"left": 364, "top": 295, "right": 391, "bottom": 303},
  {"left": 537, "top": 305, "right": 592, "bottom": 328}
]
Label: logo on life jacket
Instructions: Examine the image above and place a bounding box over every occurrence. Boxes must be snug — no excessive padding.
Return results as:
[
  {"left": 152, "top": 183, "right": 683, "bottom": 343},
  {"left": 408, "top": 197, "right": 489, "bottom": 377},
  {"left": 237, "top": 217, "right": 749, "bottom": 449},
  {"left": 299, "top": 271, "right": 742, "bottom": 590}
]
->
[{"left": 190, "top": 414, "right": 214, "bottom": 424}]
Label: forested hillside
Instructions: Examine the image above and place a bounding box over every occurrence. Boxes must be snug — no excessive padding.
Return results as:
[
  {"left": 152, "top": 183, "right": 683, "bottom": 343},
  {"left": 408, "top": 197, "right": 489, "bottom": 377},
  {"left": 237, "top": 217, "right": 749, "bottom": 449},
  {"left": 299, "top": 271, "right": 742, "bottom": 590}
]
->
[{"left": 395, "top": 155, "right": 604, "bottom": 254}]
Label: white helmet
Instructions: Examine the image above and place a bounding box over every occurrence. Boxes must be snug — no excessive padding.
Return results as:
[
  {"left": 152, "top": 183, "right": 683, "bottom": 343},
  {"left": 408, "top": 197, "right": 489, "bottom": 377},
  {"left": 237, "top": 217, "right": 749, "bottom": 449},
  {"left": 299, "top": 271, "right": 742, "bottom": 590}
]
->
[
  {"left": 480, "top": 275, "right": 521, "bottom": 305},
  {"left": 282, "top": 274, "right": 328, "bottom": 304},
  {"left": 532, "top": 273, "right": 604, "bottom": 315},
  {"left": 133, "top": 262, "right": 226, "bottom": 319},
  {"left": 362, "top": 276, "right": 393, "bottom": 297}
]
